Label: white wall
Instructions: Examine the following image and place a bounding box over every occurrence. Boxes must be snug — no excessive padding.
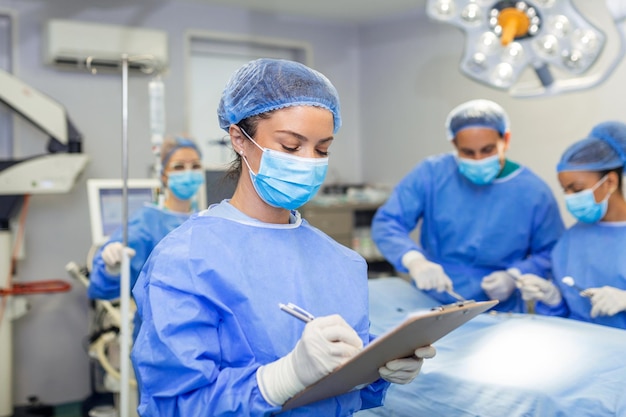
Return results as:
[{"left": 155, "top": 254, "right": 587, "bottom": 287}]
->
[
  {"left": 359, "top": 4, "right": 626, "bottom": 225},
  {"left": 0, "top": 0, "right": 362, "bottom": 405}
]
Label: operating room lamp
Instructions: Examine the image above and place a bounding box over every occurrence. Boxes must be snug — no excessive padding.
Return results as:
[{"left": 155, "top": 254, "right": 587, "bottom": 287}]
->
[{"left": 426, "top": 0, "right": 626, "bottom": 97}]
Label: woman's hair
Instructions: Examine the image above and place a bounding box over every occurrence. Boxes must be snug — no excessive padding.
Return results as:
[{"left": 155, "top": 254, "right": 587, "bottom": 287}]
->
[{"left": 225, "top": 113, "right": 271, "bottom": 180}]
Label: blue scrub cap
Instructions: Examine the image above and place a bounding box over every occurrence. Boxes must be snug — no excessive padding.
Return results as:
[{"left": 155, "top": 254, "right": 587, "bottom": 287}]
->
[
  {"left": 445, "top": 99, "right": 510, "bottom": 140},
  {"left": 161, "top": 136, "right": 202, "bottom": 170},
  {"left": 217, "top": 58, "right": 342, "bottom": 133},
  {"left": 557, "top": 121, "right": 626, "bottom": 172}
]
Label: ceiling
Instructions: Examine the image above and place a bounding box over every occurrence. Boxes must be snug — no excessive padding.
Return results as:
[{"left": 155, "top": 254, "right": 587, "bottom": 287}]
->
[{"left": 190, "top": 0, "right": 427, "bottom": 23}]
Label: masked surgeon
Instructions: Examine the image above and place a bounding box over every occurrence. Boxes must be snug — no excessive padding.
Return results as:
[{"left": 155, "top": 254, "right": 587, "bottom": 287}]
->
[
  {"left": 131, "top": 58, "right": 435, "bottom": 417},
  {"left": 518, "top": 121, "right": 626, "bottom": 329},
  {"left": 372, "top": 99, "right": 564, "bottom": 312},
  {"left": 89, "top": 136, "right": 204, "bottom": 338}
]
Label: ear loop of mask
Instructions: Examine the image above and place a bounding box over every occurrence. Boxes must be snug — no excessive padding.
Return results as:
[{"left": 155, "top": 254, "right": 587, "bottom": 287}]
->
[
  {"left": 237, "top": 127, "right": 264, "bottom": 176},
  {"left": 592, "top": 175, "right": 611, "bottom": 202}
]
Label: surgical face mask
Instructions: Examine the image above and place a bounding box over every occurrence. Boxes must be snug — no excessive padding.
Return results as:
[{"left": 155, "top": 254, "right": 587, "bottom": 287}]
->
[
  {"left": 564, "top": 175, "right": 610, "bottom": 224},
  {"left": 239, "top": 128, "right": 328, "bottom": 210},
  {"left": 457, "top": 154, "right": 501, "bottom": 185},
  {"left": 167, "top": 170, "right": 205, "bottom": 200}
]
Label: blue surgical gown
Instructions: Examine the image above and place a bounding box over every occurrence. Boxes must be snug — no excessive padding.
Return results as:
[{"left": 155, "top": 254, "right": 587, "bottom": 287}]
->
[
  {"left": 371, "top": 153, "right": 564, "bottom": 312},
  {"left": 89, "top": 204, "right": 191, "bottom": 300},
  {"left": 535, "top": 221, "right": 626, "bottom": 329},
  {"left": 89, "top": 204, "right": 191, "bottom": 338},
  {"left": 131, "top": 201, "right": 389, "bottom": 417}
]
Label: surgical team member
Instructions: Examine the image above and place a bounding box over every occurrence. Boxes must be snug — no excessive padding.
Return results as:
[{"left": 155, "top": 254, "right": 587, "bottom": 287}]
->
[
  {"left": 88, "top": 136, "right": 204, "bottom": 337},
  {"left": 518, "top": 121, "right": 626, "bottom": 329},
  {"left": 131, "top": 58, "right": 435, "bottom": 417},
  {"left": 372, "top": 99, "right": 565, "bottom": 312}
]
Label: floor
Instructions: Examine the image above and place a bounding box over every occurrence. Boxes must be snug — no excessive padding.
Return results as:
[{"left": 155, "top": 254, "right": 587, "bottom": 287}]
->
[
  {"left": 12, "top": 399, "right": 114, "bottom": 417},
  {"left": 12, "top": 402, "right": 81, "bottom": 417}
]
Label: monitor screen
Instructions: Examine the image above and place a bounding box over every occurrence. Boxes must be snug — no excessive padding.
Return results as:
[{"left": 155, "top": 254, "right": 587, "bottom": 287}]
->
[{"left": 87, "top": 178, "right": 160, "bottom": 246}]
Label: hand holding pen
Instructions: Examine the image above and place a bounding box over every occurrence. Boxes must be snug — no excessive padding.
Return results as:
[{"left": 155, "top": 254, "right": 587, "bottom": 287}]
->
[
  {"left": 258, "top": 304, "right": 363, "bottom": 406},
  {"left": 277, "top": 302, "right": 436, "bottom": 388}
]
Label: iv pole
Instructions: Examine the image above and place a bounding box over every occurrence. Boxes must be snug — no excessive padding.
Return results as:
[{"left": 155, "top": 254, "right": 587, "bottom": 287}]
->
[
  {"left": 109, "top": 52, "right": 162, "bottom": 417},
  {"left": 82, "top": 49, "right": 163, "bottom": 417},
  {"left": 119, "top": 54, "right": 131, "bottom": 417}
]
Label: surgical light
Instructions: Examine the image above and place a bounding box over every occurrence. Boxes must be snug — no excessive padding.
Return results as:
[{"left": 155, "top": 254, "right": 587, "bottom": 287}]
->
[{"left": 426, "top": 0, "right": 626, "bottom": 97}]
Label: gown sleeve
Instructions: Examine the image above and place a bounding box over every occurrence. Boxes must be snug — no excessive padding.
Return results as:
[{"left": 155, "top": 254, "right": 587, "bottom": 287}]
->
[
  {"left": 131, "top": 241, "right": 280, "bottom": 417},
  {"left": 372, "top": 162, "right": 430, "bottom": 271},
  {"left": 88, "top": 209, "right": 155, "bottom": 300}
]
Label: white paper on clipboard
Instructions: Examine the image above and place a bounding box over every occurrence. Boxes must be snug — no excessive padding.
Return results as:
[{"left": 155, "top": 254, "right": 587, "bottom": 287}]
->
[{"left": 281, "top": 299, "right": 498, "bottom": 412}]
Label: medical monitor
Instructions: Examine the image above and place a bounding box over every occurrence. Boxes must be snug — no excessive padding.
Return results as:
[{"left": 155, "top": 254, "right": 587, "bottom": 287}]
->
[{"left": 87, "top": 178, "right": 160, "bottom": 246}]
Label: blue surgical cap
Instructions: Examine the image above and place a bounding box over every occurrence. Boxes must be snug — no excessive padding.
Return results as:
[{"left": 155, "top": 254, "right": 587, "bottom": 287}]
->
[
  {"left": 161, "top": 137, "right": 202, "bottom": 170},
  {"left": 445, "top": 99, "right": 510, "bottom": 140},
  {"left": 557, "top": 121, "right": 626, "bottom": 172},
  {"left": 217, "top": 58, "right": 342, "bottom": 133}
]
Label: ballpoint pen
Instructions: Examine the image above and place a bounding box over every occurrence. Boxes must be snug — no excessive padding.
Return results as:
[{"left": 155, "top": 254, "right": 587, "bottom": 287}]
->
[{"left": 279, "top": 302, "right": 316, "bottom": 323}]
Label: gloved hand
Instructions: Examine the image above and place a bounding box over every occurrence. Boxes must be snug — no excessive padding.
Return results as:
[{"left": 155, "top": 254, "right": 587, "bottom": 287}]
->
[
  {"left": 516, "top": 274, "right": 562, "bottom": 306},
  {"left": 378, "top": 345, "right": 436, "bottom": 384},
  {"left": 101, "top": 242, "right": 136, "bottom": 275},
  {"left": 588, "top": 286, "right": 626, "bottom": 318},
  {"left": 481, "top": 270, "right": 517, "bottom": 301},
  {"left": 402, "top": 251, "right": 453, "bottom": 292},
  {"left": 256, "top": 314, "right": 363, "bottom": 406}
]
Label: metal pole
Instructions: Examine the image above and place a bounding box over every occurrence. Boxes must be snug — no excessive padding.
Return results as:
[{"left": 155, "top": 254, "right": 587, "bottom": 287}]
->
[
  {"left": 0, "top": 230, "right": 13, "bottom": 417},
  {"left": 119, "top": 54, "right": 131, "bottom": 417}
]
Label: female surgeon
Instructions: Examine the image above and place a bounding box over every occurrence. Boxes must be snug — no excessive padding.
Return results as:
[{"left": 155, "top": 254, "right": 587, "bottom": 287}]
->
[
  {"left": 88, "top": 136, "right": 204, "bottom": 338},
  {"left": 518, "top": 121, "right": 626, "bottom": 329},
  {"left": 130, "top": 58, "right": 435, "bottom": 417},
  {"left": 371, "top": 100, "right": 564, "bottom": 313}
]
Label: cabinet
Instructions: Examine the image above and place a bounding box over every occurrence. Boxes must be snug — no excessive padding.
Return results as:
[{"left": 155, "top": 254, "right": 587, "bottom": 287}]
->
[{"left": 300, "top": 202, "right": 394, "bottom": 277}]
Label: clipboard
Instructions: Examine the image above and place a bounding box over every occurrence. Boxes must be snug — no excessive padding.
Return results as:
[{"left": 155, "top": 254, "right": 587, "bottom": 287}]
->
[{"left": 281, "top": 299, "right": 498, "bottom": 412}]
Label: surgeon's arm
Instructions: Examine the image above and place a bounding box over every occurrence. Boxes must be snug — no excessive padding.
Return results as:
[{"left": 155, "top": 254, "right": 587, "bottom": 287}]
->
[
  {"left": 371, "top": 163, "right": 429, "bottom": 272},
  {"left": 132, "top": 278, "right": 281, "bottom": 417},
  {"left": 88, "top": 241, "right": 126, "bottom": 299},
  {"left": 88, "top": 216, "right": 153, "bottom": 300}
]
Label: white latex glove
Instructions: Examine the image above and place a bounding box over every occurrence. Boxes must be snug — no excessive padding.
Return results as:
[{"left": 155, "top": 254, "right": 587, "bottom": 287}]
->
[
  {"left": 101, "top": 242, "right": 136, "bottom": 275},
  {"left": 516, "top": 274, "right": 562, "bottom": 306},
  {"left": 378, "top": 345, "right": 436, "bottom": 384},
  {"left": 256, "top": 314, "right": 363, "bottom": 406},
  {"left": 402, "top": 251, "right": 452, "bottom": 292},
  {"left": 481, "top": 270, "right": 517, "bottom": 302},
  {"left": 588, "top": 286, "right": 626, "bottom": 318}
]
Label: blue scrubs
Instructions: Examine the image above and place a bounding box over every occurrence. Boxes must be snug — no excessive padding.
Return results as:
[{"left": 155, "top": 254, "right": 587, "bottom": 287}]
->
[
  {"left": 89, "top": 204, "right": 191, "bottom": 299},
  {"left": 372, "top": 153, "right": 564, "bottom": 312},
  {"left": 131, "top": 201, "right": 389, "bottom": 417},
  {"left": 89, "top": 204, "right": 191, "bottom": 339},
  {"left": 536, "top": 222, "right": 626, "bottom": 329}
]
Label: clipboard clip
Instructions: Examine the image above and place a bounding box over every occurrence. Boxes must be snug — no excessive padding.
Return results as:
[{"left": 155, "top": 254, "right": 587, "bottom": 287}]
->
[{"left": 431, "top": 300, "right": 476, "bottom": 312}]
